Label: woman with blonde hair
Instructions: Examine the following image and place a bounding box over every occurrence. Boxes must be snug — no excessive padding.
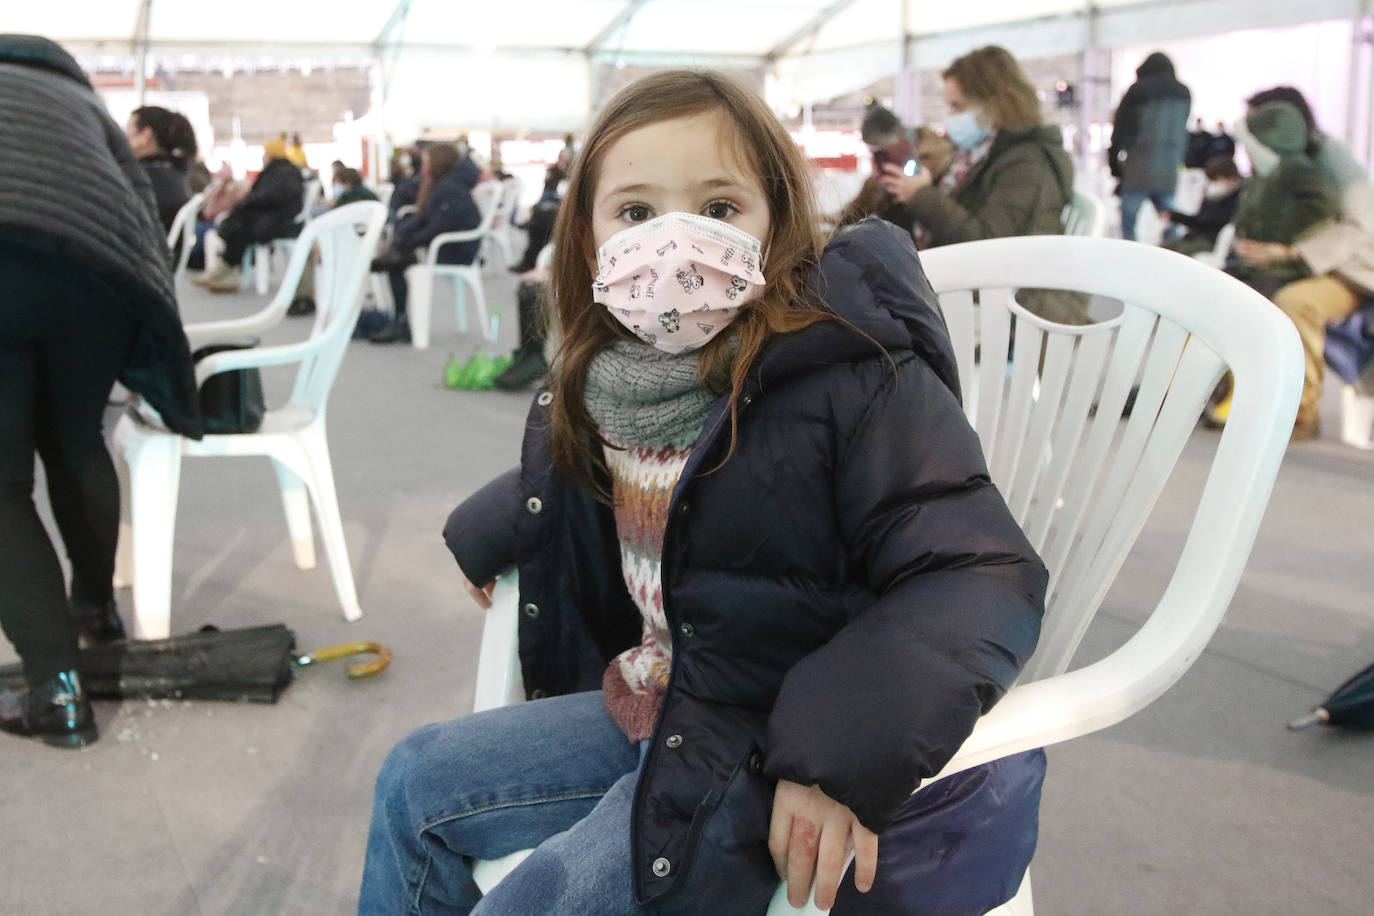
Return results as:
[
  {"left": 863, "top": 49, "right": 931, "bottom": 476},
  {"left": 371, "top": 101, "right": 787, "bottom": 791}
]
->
[{"left": 879, "top": 45, "right": 1085, "bottom": 323}]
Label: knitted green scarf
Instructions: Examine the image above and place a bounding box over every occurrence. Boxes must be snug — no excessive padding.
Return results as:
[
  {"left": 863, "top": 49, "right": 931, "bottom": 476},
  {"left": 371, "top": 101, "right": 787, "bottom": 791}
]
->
[{"left": 583, "top": 341, "right": 714, "bottom": 449}]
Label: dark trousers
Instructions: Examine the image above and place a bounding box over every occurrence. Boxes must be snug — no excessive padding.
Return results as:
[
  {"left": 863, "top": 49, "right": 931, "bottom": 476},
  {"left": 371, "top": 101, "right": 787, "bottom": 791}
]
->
[
  {"left": 0, "top": 245, "right": 136, "bottom": 681},
  {"left": 387, "top": 268, "right": 408, "bottom": 318},
  {"left": 219, "top": 210, "right": 296, "bottom": 267}
]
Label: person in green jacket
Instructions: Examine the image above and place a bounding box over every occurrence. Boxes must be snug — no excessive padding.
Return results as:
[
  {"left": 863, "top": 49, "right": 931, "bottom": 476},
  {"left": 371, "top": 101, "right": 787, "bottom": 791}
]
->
[
  {"left": 333, "top": 167, "right": 379, "bottom": 208},
  {"left": 1226, "top": 101, "right": 1339, "bottom": 300},
  {"left": 878, "top": 45, "right": 1086, "bottom": 324}
]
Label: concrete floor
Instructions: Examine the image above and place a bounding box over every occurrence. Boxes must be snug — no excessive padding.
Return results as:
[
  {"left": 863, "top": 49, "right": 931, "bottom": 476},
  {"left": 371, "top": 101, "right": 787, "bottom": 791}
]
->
[{"left": 3, "top": 251, "right": 1372, "bottom": 916}]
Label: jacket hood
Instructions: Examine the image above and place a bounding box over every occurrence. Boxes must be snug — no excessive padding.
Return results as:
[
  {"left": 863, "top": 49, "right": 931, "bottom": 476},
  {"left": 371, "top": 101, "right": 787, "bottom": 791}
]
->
[
  {"left": 1136, "top": 52, "right": 1175, "bottom": 79},
  {"left": 996, "top": 123, "right": 1074, "bottom": 204},
  {"left": 753, "top": 217, "right": 961, "bottom": 401},
  {"left": 1247, "top": 101, "right": 1309, "bottom": 156},
  {"left": 443, "top": 156, "right": 483, "bottom": 190},
  {"left": 0, "top": 34, "right": 89, "bottom": 88}
]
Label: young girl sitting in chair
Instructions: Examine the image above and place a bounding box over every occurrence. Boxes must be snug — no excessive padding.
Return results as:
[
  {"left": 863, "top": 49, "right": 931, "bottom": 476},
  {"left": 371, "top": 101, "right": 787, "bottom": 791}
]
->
[{"left": 360, "top": 70, "right": 1048, "bottom": 916}]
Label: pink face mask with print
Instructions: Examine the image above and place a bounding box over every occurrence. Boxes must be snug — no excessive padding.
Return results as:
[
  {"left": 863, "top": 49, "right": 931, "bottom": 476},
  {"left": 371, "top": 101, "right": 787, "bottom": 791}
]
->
[{"left": 592, "top": 212, "right": 767, "bottom": 354}]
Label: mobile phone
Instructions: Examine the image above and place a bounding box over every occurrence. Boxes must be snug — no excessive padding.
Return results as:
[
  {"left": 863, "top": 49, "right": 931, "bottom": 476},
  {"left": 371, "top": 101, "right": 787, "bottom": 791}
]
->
[
  {"left": 872, "top": 148, "right": 891, "bottom": 169},
  {"left": 903, "top": 158, "right": 920, "bottom": 176}
]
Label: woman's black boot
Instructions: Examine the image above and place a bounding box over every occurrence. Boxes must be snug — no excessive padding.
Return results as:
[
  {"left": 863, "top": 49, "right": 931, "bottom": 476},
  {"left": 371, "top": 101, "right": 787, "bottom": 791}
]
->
[
  {"left": 369, "top": 316, "right": 411, "bottom": 344},
  {"left": 73, "top": 597, "right": 127, "bottom": 645},
  {"left": 0, "top": 670, "right": 98, "bottom": 748}
]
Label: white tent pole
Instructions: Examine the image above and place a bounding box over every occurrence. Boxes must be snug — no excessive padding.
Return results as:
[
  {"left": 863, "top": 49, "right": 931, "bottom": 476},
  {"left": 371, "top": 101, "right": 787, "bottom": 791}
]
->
[{"left": 133, "top": 0, "right": 154, "bottom": 106}]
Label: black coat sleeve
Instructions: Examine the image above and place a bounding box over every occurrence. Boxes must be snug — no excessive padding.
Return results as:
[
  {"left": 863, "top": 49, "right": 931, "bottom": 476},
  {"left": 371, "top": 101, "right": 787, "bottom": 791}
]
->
[
  {"left": 397, "top": 181, "right": 482, "bottom": 254},
  {"left": 1108, "top": 84, "right": 1143, "bottom": 175},
  {"left": 235, "top": 162, "right": 302, "bottom": 217},
  {"left": 443, "top": 467, "right": 522, "bottom": 585},
  {"left": 762, "top": 356, "right": 1047, "bottom": 834}
]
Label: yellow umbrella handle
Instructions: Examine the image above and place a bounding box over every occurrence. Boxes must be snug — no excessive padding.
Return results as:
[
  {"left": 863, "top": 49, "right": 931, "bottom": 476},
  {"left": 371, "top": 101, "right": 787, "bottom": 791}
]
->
[{"left": 295, "top": 641, "right": 394, "bottom": 679}]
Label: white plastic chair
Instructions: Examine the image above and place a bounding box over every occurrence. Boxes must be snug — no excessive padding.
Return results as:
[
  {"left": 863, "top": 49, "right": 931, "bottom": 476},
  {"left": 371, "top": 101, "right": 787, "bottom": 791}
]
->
[
  {"left": 243, "top": 178, "right": 322, "bottom": 295},
  {"left": 465, "top": 237, "right": 1302, "bottom": 914},
  {"left": 482, "top": 176, "right": 525, "bottom": 268},
  {"left": 406, "top": 180, "right": 503, "bottom": 350},
  {"left": 1191, "top": 223, "right": 1236, "bottom": 269},
  {"left": 111, "top": 202, "right": 387, "bottom": 639},
  {"left": 166, "top": 191, "right": 205, "bottom": 280},
  {"left": 1061, "top": 190, "right": 1107, "bottom": 238}
]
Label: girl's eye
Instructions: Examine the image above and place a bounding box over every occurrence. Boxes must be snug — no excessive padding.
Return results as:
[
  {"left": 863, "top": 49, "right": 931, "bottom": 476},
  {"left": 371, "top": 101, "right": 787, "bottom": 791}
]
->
[
  {"left": 704, "top": 200, "right": 738, "bottom": 221},
  {"left": 619, "top": 204, "right": 652, "bottom": 222}
]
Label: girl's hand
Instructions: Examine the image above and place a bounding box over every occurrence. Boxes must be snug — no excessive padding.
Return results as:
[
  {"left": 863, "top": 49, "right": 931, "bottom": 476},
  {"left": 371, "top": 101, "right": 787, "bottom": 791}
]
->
[
  {"left": 768, "top": 780, "right": 879, "bottom": 909},
  {"left": 876, "top": 163, "right": 933, "bottom": 203},
  {"left": 461, "top": 576, "right": 496, "bottom": 609}
]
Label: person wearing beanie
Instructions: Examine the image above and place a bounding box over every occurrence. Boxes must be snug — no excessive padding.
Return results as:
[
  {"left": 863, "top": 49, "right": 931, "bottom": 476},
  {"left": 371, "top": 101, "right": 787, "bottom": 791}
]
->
[
  {"left": 195, "top": 133, "right": 305, "bottom": 292},
  {"left": 1226, "top": 101, "right": 1338, "bottom": 300},
  {"left": 1242, "top": 88, "right": 1374, "bottom": 441}
]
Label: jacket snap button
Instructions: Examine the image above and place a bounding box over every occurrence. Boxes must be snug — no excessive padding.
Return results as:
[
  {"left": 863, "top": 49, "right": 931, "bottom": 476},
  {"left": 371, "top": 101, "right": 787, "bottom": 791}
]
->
[
  {"left": 666, "top": 734, "right": 682, "bottom": 748},
  {"left": 652, "top": 857, "right": 671, "bottom": 877},
  {"left": 526, "top": 497, "right": 543, "bottom": 514},
  {"left": 677, "top": 501, "right": 689, "bottom": 515},
  {"left": 679, "top": 623, "right": 694, "bottom": 638},
  {"left": 531, "top": 689, "right": 547, "bottom": 699},
  {"left": 748, "top": 752, "right": 762, "bottom": 774},
  {"left": 523, "top": 603, "right": 540, "bottom": 619},
  {"left": 742, "top": 394, "right": 753, "bottom": 407},
  {"left": 536, "top": 391, "right": 553, "bottom": 406}
]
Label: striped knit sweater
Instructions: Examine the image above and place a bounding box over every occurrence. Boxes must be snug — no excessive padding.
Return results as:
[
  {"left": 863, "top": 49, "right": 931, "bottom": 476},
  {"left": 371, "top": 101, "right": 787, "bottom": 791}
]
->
[{"left": 601, "top": 437, "right": 695, "bottom": 740}]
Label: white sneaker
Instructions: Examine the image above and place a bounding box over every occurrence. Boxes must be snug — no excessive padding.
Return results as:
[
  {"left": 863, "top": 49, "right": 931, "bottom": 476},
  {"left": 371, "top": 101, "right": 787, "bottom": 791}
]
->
[{"left": 204, "top": 265, "right": 243, "bottom": 293}]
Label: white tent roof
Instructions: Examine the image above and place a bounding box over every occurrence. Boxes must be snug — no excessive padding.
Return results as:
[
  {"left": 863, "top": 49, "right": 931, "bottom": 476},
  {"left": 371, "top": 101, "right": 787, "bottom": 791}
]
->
[{"left": 8, "top": 0, "right": 1363, "bottom": 129}]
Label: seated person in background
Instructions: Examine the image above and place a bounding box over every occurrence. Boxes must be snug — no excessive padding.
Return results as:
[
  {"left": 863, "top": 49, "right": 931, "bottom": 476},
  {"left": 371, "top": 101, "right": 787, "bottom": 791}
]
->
[
  {"left": 1247, "top": 87, "right": 1374, "bottom": 441},
  {"left": 836, "top": 105, "right": 953, "bottom": 229},
  {"left": 332, "top": 167, "right": 377, "bottom": 207},
  {"left": 368, "top": 144, "right": 483, "bottom": 344},
  {"left": 194, "top": 136, "right": 305, "bottom": 292},
  {"left": 124, "top": 105, "right": 198, "bottom": 232},
  {"left": 389, "top": 146, "right": 423, "bottom": 217},
  {"left": 186, "top": 164, "right": 248, "bottom": 271},
  {"left": 1161, "top": 155, "right": 1241, "bottom": 256},
  {"left": 510, "top": 158, "right": 566, "bottom": 273},
  {"left": 1225, "top": 101, "right": 1338, "bottom": 301},
  {"left": 877, "top": 45, "right": 1087, "bottom": 324}
]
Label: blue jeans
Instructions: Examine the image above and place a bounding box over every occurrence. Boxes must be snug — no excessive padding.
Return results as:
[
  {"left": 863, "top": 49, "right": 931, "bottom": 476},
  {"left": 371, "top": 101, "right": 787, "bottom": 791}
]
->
[
  {"left": 360, "top": 691, "right": 1046, "bottom": 915},
  {"left": 1119, "top": 189, "right": 1174, "bottom": 241},
  {"left": 360, "top": 691, "right": 644, "bottom": 915}
]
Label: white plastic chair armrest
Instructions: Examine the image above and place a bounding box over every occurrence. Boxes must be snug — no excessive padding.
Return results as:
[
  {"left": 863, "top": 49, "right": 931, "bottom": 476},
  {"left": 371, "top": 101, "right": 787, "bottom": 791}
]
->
[
  {"left": 193, "top": 337, "right": 325, "bottom": 388},
  {"left": 426, "top": 228, "right": 487, "bottom": 267},
  {"left": 473, "top": 574, "right": 525, "bottom": 713},
  {"left": 183, "top": 311, "right": 288, "bottom": 351}
]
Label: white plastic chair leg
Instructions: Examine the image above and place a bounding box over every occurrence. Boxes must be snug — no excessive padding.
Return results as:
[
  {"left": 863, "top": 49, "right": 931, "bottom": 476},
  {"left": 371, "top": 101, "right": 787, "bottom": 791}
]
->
[
  {"left": 452, "top": 275, "right": 469, "bottom": 334},
  {"left": 272, "top": 457, "right": 316, "bottom": 570},
  {"left": 112, "top": 443, "right": 134, "bottom": 590},
  {"left": 115, "top": 421, "right": 183, "bottom": 640},
  {"left": 407, "top": 264, "right": 433, "bottom": 350},
  {"left": 1339, "top": 385, "right": 1374, "bottom": 448},
  {"left": 254, "top": 244, "right": 271, "bottom": 294},
  {"left": 299, "top": 423, "right": 362, "bottom": 621}
]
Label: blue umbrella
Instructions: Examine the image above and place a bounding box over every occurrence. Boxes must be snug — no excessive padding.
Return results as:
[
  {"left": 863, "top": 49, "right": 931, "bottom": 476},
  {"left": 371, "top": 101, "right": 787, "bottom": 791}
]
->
[{"left": 1287, "top": 661, "right": 1374, "bottom": 730}]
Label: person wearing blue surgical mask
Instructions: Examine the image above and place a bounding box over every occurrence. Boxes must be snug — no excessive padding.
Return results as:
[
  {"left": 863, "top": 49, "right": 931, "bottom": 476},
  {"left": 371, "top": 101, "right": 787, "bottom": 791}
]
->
[{"left": 878, "top": 45, "right": 1086, "bottom": 324}]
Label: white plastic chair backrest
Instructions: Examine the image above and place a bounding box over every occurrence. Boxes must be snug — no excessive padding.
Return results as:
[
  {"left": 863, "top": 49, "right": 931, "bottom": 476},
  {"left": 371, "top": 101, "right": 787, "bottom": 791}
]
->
[
  {"left": 473, "top": 180, "right": 502, "bottom": 229},
  {"left": 495, "top": 176, "right": 523, "bottom": 224},
  {"left": 277, "top": 201, "right": 386, "bottom": 408},
  {"left": 166, "top": 191, "right": 205, "bottom": 273},
  {"left": 1061, "top": 191, "right": 1106, "bottom": 237},
  {"left": 533, "top": 243, "right": 554, "bottom": 271},
  {"left": 376, "top": 182, "right": 395, "bottom": 210},
  {"left": 396, "top": 204, "right": 417, "bottom": 221},
  {"left": 919, "top": 236, "right": 1300, "bottom": 689},
  {"left": 298, "top": 178, "right": 322, "bottom": 224}
]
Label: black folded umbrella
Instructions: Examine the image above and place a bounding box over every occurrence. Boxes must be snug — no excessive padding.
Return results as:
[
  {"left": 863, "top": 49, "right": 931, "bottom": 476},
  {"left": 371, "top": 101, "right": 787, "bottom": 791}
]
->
[
  {"left": 1287, "top": 661, "right": 1374, "bottom": 730},
  {"left": 0, "top": 624, "right": 391, "bottom": 704}
]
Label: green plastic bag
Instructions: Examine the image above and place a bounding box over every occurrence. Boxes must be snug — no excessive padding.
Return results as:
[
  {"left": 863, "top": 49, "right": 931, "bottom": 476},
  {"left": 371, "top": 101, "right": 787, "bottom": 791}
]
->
[{"left": 443, "top": 351, "right": 513, "bottom": 391}]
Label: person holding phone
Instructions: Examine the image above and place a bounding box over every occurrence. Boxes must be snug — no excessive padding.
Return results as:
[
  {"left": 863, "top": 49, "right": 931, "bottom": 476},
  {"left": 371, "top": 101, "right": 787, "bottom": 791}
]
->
[
  {"left": 877, "top": 45, "right": 1087, "bottom": 325},
  {"left": 836, "top": 106, "right": 951, "bottom": 230}
]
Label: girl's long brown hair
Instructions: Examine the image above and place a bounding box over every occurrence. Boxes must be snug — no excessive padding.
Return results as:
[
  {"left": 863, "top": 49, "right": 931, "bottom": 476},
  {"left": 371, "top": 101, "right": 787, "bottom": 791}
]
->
[
  {"left": 548, "top": 69, "right": 830, "bottom": 495},
  {"left": 416, "top": 143, "right": 460, "bottom": 214}
]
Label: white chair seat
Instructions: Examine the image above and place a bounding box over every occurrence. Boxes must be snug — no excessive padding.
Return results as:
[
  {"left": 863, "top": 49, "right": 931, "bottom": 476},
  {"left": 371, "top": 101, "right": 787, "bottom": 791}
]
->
[
  {"left": 112, "top": 202, "right": 386, "bottom": 639},
  {"left": 408, "top": 181, "right": 503, "bottom": 350}
]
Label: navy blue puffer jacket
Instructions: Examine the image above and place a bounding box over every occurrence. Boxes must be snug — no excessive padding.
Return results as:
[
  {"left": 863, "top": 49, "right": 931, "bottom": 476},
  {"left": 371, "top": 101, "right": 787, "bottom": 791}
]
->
[
  {"left": 445, "top": 217, "right": 1047, "bottom": 911},
  {"left": 395, "top": 157, "right": 484, "bottom": 265}
]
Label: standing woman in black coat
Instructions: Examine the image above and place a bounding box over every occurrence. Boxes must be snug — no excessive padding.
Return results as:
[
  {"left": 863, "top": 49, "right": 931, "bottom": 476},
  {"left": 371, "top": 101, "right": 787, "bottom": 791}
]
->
[
  {"left": 124, "top": 105, "right": 198, "bottom": 232},
  {"left": 360, "top": 70, "right": 1047, "bottom": 915},
  {"left": 0, "top": 35, "right": 201, "bottom": 748}
]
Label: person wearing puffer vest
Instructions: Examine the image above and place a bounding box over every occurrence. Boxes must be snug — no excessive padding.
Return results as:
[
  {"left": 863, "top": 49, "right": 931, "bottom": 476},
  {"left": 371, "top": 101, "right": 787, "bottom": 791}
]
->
[
  {"left": 362, "top": 69, "right": 1047, "bottom": 916},
  {"left": 0, "top": 34, "right": 201, "bottom": 750},
  {"left": 1109, "top": 52, "right": 1191, "bottom": 241}
]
